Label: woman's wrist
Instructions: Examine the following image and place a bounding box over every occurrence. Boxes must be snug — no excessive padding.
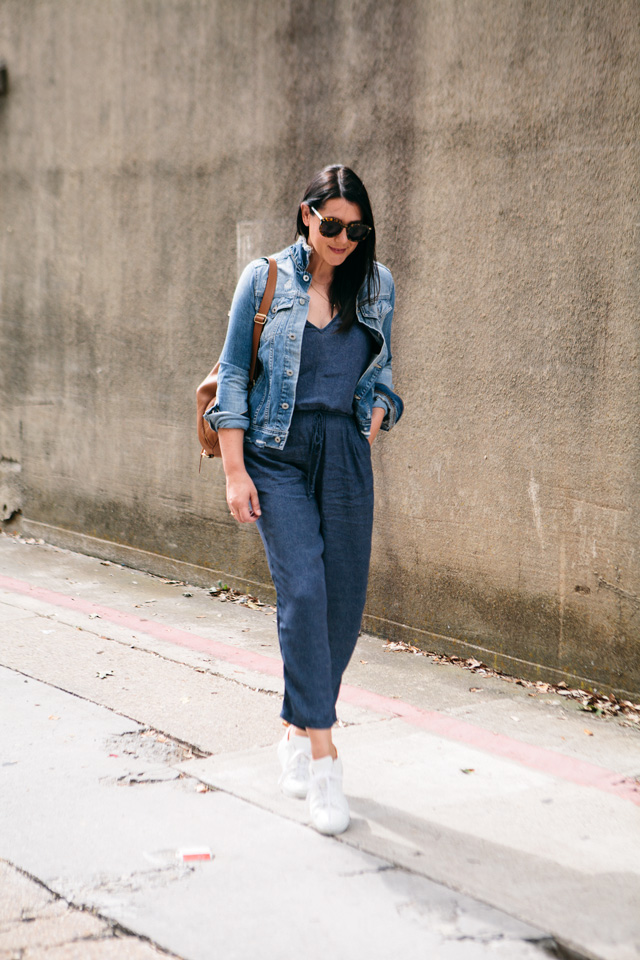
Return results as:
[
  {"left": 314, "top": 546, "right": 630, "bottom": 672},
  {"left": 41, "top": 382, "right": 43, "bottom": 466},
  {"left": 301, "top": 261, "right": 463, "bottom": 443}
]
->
[
  {"left": 369, "top": 406, "right": 385, "bottom": 443},
  {"left": 217, "top": 428, "right": 247, "bottom": 478},
  {"left": 225, "top": 465, "right": 249, "bottom": 481}
]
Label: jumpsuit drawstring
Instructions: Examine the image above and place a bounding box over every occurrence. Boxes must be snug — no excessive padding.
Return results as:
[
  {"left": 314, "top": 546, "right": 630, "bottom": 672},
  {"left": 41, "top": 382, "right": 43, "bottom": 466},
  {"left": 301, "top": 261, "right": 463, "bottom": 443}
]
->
[{"left": 307, "top": 411, "right": 325, "bottom": 498}]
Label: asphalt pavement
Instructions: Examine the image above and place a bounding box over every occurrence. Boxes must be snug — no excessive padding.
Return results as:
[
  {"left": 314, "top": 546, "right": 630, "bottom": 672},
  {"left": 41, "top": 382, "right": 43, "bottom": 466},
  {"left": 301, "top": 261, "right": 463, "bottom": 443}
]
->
[{"left": 0, "top": 530, "right": 638, "bottom": 960}]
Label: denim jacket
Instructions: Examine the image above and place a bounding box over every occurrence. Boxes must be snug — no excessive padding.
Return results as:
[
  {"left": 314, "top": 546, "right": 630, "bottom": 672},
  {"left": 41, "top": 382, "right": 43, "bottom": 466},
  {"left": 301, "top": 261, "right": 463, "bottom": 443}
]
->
[{"left": 205, "top": 239, "right": 403, "bottom": 450}]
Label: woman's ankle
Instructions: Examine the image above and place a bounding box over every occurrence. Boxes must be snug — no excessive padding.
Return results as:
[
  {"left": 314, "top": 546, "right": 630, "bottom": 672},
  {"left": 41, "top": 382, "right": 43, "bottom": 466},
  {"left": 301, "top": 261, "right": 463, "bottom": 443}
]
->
[
  {"left": 284, "top": 723, "right": 308, "bottom": 738},
  {"left": 309, "top": 742, "right": 338, "bottom": 761}
]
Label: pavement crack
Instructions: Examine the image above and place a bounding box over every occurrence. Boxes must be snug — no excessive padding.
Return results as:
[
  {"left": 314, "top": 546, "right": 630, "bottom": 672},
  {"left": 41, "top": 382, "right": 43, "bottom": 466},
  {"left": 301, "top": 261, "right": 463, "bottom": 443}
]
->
[
  {"left": 107, "top": 728, "right": 208, "bottom": 762},
  {"left": 59, "top": 617, "right": 282, "bottom": 700},
  {"left": 441, "top": 933, "right": 575, "bottom": 957},
  {"left": 535, "top": 937, "right": 595, "bottom": 960},
  {"left": 1, "top": 858, "right": 70, "bottom": 906},
  {"left": 339, "top": 863, "right": 398, "bottom": 878},
  {"left": 0, "top": 664, "right": 214, "bottom": 761},
  {"left": 1, "top": 857, "right": 181, "bottom": 957},
  {"left": 85, "top": 864, "right": 195, "bottom": 896}
]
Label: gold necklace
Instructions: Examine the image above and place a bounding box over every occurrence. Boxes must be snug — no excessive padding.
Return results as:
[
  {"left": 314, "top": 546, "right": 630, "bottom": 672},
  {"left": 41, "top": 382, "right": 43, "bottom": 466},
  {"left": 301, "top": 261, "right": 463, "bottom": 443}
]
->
[{"left": 310, "top": 281, "right": 330, "bottom": 303}]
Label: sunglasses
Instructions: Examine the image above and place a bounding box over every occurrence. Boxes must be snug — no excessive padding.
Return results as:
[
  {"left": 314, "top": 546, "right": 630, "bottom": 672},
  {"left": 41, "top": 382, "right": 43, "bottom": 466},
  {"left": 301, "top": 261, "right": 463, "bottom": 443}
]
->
[{"left": 311, "top": 207, "right": 372, "bottom": 243}]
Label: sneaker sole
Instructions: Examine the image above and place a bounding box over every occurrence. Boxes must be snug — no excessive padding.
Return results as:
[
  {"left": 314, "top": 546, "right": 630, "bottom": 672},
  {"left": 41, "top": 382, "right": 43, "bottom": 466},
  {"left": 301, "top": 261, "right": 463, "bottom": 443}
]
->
[{"left": 280, "top": 780, "right": 309, "bottom": 800}]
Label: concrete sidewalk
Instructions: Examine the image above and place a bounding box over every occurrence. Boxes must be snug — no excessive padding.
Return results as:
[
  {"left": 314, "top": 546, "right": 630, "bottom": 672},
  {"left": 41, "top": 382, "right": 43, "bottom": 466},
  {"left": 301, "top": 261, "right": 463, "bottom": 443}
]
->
[{"left": 0, "top": 531, "right": 639, "bottom": 960}]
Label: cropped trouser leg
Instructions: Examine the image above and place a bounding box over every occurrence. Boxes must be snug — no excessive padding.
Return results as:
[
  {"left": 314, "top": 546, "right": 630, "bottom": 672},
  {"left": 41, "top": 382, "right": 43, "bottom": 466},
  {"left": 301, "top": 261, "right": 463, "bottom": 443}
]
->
[{"left": 244, "top": 411, "right": 374, "bottom": 730}]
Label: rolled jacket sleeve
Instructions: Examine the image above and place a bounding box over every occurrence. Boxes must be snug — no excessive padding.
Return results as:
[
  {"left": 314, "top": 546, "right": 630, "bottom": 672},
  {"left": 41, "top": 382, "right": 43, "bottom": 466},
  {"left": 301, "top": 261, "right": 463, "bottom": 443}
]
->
[
  {"left": 204, "top": 260, "right": 262, "bottom": 433},
  {"left": 372, "top": 278, "right": 403, "bottom": 431}
]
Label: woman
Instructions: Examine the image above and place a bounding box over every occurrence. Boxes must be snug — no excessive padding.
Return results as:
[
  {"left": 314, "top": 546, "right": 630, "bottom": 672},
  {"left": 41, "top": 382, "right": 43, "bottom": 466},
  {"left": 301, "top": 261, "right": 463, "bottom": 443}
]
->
[{"left": 206, "top": 165, "right": 403, "bottom": 835}]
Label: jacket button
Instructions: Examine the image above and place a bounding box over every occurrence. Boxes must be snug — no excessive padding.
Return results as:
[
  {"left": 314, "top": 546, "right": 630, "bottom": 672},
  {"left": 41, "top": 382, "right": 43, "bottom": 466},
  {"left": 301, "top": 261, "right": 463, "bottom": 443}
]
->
[
  {"left": 298, "top": 297, "right": 305, "bottom": 305},
  {"left": 288, "top": 333, "right": 296, "bottom": 340},
  {"left": 303, "top": 273, "right": 310, "bottom": 282},
  {"left": 281, "top": 402, "right": 289, "bottom": 409},
  {"left": 286, "top": 369, "right": 293, "bottom": 376},
  {"left": 275, "top": 437, "right": 281, "bottom": 443},
  {"left": 355, "top": 395, "right": 361, "bottom": 400}
]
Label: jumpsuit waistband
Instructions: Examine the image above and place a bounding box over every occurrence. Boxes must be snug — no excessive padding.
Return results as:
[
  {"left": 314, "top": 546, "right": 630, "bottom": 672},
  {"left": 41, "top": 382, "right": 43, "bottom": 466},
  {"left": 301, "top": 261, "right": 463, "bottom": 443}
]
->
[{"left": 302, "top": 409, "right": 354, "bottom": 499}]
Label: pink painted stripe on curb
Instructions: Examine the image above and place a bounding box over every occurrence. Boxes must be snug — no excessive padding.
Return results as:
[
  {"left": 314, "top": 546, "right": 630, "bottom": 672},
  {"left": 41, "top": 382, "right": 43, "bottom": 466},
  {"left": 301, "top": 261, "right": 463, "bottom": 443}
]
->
[
  {"left": 2, "top": 573, "right": 639, "bottom": 806},
  {"left": 340, "top": 684, "right": 640, "bottom": 805},
  {"left": 0, "top": 574, "right": 284, "bottom": 678}
]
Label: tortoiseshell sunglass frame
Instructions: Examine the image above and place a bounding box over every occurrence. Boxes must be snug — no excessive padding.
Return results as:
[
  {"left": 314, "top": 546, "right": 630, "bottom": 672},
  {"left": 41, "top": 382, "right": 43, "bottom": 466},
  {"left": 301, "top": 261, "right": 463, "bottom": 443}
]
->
[{"left": 311, "top": 207, "right": 372, "bottom": 243}]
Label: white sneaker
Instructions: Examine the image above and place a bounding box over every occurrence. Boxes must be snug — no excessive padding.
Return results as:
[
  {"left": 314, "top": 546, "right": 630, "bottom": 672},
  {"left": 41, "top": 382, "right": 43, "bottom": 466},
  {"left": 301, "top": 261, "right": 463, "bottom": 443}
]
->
[
  {"left": 307, "top": 755, "right": 350, "bottom": 836},
  {"left": 277, "top": 728, "right": 312, "bottom": 799}
]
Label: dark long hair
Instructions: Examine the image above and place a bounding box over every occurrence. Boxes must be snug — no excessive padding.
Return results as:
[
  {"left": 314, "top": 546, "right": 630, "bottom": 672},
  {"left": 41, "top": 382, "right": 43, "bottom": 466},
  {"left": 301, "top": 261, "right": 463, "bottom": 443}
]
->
[{"left": 296, "top": 165, "right": 379, "bottom": 331}]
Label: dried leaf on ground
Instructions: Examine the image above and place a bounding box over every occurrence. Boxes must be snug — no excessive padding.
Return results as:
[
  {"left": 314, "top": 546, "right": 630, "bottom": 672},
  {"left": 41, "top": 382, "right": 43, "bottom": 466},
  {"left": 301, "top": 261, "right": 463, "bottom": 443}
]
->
[
  {"left": 385, "top": 641, "right": 420, "bottom": 653},
  {"left": 382, "top": 639, "right": 640, "bottom": 727},
  {"left": 209, "top": 583, "right": 266, "bottom": 609}
]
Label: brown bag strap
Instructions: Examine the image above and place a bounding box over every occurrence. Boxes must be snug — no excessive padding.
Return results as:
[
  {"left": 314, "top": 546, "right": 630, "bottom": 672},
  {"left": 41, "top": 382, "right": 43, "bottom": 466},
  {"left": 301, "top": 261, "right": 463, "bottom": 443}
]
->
[{"left": 249, "top": 258, "right": 277, "bottom": 384}]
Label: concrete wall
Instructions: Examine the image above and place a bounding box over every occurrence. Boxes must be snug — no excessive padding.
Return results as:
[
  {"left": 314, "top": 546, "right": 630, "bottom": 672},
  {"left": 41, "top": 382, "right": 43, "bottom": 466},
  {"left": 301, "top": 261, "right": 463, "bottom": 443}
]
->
[{"left": 1, "top": 0, "right": 639, "bottom": 696}]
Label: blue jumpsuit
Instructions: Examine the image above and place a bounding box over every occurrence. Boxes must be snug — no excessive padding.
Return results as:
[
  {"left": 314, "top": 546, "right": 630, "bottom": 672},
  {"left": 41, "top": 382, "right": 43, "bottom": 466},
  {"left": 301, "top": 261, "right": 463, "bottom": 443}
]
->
[{"left": 244, "top": 314, "right": 375, "bottom": 730}]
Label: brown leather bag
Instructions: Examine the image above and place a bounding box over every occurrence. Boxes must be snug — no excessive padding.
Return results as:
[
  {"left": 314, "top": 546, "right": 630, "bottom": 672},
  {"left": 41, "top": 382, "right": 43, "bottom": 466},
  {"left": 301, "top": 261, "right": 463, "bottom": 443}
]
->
[{"left": 196, "top": 258, "right": 277, "bottom": 468}]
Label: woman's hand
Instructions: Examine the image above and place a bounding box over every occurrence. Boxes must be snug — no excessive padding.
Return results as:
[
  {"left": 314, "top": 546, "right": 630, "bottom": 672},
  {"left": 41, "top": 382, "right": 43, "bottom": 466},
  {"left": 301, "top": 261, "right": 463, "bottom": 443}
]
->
[
  {"left": 226, "top": 469, "right": 261, "bottom": 523},
  {"left": 217, "top": 427, "right": 261, "bottom": 523},
  {"left": 368, "top": 406, "right": 385, "bottom": 446}
]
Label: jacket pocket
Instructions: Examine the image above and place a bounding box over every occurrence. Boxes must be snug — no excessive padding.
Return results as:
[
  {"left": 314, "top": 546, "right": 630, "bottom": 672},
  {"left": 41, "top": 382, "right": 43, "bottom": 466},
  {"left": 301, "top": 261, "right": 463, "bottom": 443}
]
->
[{"left": 260, "top": 297, "right": 295, "bottom": 344}]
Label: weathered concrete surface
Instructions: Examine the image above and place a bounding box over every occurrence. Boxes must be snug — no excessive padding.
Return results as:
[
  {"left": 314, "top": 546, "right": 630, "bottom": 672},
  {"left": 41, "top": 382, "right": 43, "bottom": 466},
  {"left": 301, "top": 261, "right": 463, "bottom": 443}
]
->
[
  {"left": 1, "top": 2, "right": 639, "bottom": 694},
  {"left": 1, "top": 670, "right": 558, "bottom": 960},
  {"left": 0, "top": 863, "right": 108, "bottom": 952},
  {"left": 1, "top": 534, "right": 640, "bottom": 960},
  {"left": 0, "top": 860, "right": 170, "bottom": 958}
]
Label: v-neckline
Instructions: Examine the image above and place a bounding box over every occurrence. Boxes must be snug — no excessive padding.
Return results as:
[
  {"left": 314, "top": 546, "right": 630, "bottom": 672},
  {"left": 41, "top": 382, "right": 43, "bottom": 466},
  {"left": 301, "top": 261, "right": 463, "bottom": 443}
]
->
[{"left": 306, "top": 314, "right": 339, "bottom": 333}]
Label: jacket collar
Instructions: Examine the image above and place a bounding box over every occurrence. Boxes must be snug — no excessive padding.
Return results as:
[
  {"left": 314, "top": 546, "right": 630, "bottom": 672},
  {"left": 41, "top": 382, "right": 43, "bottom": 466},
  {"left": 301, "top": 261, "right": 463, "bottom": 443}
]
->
[
  {"left": 290, "top": 237, "right": 312, "bottom": 274},
  {"left": 290, "top": 238, "right": 378, "bottom": 310}
]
